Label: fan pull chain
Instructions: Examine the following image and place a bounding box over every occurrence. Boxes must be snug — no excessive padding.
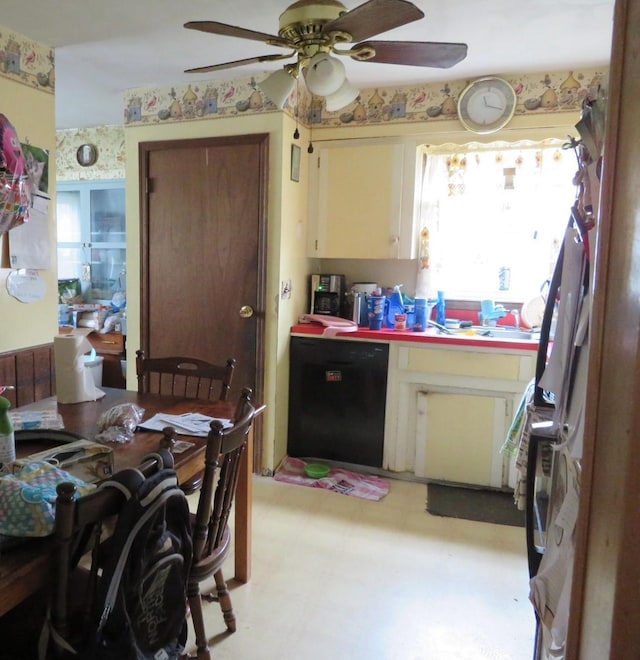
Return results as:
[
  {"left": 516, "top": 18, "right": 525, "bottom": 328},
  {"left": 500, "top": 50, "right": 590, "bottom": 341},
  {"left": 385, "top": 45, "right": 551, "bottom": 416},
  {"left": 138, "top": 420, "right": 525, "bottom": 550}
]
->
[{"left": 293, "top": 77, "right": 300, "bottom": 140}]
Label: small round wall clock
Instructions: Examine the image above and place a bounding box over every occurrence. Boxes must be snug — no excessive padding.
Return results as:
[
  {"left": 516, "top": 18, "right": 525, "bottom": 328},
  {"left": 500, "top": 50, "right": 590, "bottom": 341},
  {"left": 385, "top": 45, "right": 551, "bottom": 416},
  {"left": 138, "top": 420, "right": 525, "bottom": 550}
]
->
[
  {"left": 76, "top": 143, "right": 98, "bottom": 167},
  {"left": 457, "top": 77, "right": 517, "bottom": 134}
]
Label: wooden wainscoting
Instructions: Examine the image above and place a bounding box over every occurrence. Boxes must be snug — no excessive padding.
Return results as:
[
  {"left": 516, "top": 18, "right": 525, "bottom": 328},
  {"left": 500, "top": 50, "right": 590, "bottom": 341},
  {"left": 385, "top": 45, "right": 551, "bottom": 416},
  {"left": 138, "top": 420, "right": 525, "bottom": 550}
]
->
[{"left": 0, "top": 343, "right": 55, "bottom": 408}]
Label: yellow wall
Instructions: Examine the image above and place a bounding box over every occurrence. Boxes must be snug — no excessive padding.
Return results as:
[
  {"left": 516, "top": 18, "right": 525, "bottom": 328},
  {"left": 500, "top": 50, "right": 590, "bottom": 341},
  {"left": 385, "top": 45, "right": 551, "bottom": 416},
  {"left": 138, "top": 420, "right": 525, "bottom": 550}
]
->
[
  {"left": 0, "top": 45, "right": 57, "bottom": 354},
  {"left": 123, "top": 112, "right": 312, "bottom": 473},
  {"left": 273, "top": 115, "right": 311, "bottom": 468}
]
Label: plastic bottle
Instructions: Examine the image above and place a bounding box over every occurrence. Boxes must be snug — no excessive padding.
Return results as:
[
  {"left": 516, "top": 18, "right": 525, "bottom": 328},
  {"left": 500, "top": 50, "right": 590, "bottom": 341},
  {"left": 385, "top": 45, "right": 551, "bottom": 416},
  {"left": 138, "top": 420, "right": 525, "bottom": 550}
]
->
[
  {"left": 413, "top": 298, "right": 427, "bottom": 331},
  {"left": 436, "top": 290, "right": 446, "bottom": 326},
  {"left": 403, "top": 293, "right": 415, "bottom": 329},
  {"left": 386, "top": 285, "right": 405, "bottom": 329},
  {"left": 0, "top": 395, "right": 15, "bottom": 473}
]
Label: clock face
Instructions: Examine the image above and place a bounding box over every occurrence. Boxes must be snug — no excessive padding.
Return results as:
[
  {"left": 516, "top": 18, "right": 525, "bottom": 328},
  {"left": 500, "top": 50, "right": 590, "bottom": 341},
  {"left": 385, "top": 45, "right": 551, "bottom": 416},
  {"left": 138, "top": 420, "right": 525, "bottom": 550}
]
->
[{"left": 457, "top": 77, "right": 517, "bottom": 134}]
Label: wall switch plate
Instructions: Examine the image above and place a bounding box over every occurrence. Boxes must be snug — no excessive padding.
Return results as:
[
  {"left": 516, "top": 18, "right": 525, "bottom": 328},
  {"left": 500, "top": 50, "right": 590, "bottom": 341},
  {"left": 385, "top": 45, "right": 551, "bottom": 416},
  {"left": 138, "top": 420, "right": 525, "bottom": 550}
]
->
[{"left": 281, "top": 280, "right": 292, "bottom": 300}]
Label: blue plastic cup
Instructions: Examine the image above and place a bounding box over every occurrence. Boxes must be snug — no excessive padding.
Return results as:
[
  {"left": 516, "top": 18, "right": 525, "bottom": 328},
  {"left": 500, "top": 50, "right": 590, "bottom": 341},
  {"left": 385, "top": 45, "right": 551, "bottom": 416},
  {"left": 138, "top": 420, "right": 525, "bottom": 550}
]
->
[{"left": 367, "top": 296, "right": 386, "bottom": 330}]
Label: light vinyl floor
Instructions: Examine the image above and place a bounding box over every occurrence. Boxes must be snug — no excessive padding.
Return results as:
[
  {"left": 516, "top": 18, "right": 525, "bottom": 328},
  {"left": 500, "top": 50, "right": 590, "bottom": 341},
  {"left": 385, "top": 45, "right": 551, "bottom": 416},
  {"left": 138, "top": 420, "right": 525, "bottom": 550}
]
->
[{"left": 186, "top": 475, "right": 536, "bottom": 660}]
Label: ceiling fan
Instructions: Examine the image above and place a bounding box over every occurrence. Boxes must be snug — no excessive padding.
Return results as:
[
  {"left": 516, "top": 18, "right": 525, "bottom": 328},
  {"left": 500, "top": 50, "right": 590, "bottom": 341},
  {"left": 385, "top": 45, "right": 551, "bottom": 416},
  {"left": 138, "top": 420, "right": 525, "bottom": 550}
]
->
[{"left": 184, "top": 0, "right": 468, "bottom": 111}]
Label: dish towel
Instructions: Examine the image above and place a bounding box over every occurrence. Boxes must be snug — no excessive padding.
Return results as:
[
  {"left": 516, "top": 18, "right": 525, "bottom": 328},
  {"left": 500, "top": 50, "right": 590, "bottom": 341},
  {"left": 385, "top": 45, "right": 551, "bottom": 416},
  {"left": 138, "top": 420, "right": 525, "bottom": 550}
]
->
[{"left": 300, "top": 314, "right": 358, "bottom": 337}]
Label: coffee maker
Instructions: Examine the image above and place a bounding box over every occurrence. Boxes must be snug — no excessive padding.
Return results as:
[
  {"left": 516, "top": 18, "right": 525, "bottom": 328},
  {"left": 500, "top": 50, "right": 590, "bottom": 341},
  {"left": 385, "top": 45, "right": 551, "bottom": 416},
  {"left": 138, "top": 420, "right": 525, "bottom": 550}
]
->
[{"left": 310, "top": 274, "right": 345, "bottom": 316}]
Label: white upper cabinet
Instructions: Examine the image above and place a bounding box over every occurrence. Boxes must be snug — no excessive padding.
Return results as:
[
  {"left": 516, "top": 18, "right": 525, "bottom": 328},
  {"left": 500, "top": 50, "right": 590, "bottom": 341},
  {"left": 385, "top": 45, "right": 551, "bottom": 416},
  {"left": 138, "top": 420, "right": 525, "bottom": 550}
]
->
[
  {"left": 307, "top": 138, "right": 420, "bottom": 259},
  {"left": 57, "top": 180, "right": 126, "bottom": 303}
]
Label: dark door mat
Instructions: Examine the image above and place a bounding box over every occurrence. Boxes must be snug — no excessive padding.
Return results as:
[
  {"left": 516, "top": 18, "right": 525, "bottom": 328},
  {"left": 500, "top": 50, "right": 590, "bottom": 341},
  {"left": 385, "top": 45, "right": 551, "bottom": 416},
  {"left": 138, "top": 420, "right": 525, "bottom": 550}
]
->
[{"left": 427, "top": 483, "right": 525, "bottom": 527}]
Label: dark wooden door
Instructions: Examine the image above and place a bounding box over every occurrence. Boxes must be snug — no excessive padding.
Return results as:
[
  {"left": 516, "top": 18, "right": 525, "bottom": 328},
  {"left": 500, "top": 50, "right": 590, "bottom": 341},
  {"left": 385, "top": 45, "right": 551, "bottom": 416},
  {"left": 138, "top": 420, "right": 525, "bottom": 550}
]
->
[{"left": 139, "top": 134, "right": 268, "bottom": 463}]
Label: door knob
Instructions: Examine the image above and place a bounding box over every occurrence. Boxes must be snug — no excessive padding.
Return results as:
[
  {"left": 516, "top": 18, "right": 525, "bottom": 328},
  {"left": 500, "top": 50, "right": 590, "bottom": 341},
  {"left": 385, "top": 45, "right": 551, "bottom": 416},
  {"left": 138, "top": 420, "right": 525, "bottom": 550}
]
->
[{"left": 239, "top": 305, "right": 254, "bottom": 318}]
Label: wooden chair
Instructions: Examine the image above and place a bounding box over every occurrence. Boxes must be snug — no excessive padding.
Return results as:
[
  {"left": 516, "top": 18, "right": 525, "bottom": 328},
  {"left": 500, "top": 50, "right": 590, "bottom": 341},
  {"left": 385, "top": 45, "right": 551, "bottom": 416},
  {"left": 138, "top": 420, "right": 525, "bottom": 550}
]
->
[
  {"left": 136, "top": 350, "right": 236, "bottom": 402},
  {"left": 185, "top": 387, "right": 256, "bottom": 660},
  {"left": 136, "top": 350, "right": 236, "bottom": 494},
  {"left": 47, "top": 450, "right": 175, "bottom": 659}
]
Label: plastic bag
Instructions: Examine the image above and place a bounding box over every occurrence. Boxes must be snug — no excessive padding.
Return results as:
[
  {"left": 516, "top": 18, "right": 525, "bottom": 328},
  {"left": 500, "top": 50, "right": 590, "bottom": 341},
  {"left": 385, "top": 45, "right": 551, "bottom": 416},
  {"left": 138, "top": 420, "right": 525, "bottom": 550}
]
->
[
  {"left": 0, "top": 461, "right": 95, "bottom": 537},
  {"left": 0, "top": 113, "right": 30, "bottom": 233},
  {"left": 95, "top": 403, "right": 144, "bottom": 444},
  {"left": 0, "top": 173, "right": 29, "bottom": 233}
]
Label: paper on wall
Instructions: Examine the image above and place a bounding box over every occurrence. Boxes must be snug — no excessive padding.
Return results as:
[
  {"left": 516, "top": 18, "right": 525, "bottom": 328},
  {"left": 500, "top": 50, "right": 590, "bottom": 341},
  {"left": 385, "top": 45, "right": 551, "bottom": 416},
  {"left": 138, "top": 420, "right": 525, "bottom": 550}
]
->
[
  {"left": 9, "top": 192, "right": 51, "bottom": 270},
  {"left": 6, "top": 269, "right": 46, "bottom": 303}
]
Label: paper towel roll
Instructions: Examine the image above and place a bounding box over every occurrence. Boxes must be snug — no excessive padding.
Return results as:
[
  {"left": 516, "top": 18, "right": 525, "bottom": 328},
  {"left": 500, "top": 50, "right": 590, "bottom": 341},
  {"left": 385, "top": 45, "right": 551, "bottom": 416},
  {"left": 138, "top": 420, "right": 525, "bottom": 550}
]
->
[{"left": 54, "top": 334, "right": 105, "bottom": 404}]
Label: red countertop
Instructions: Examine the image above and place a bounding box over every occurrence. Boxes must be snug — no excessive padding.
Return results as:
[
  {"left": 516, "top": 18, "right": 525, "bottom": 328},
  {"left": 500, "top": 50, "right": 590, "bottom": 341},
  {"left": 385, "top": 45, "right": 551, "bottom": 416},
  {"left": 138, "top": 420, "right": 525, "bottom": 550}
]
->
[{"left": 291, "top": 323, "right": 539, "bottom": 351}]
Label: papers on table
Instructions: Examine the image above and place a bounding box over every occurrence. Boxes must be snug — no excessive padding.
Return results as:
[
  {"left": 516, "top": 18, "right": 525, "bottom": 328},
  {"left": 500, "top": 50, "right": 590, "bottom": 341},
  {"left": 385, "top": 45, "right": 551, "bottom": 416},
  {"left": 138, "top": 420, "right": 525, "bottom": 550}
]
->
[
  {"left": 9, "top": 410, "right": 64, "bottom": 430},
  {"left": 138, "top": 412, "right": 232, "bottom": 437}
]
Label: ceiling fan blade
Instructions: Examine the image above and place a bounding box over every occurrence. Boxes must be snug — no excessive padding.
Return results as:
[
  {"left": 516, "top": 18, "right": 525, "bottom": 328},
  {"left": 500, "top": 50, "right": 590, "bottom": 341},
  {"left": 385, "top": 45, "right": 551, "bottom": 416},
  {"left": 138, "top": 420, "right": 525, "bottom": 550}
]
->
[
  {"left": 322, "top": 0, "right": 424, "bottom": 43},
  {"left": 351, "top": 40, "right": 468, "bottom": 68},
  {"left": 184, "top": 52, "right": 294, "bottom": 75},
  {"left": 184, "top": 21, "right": 290, "bottom": 48}
]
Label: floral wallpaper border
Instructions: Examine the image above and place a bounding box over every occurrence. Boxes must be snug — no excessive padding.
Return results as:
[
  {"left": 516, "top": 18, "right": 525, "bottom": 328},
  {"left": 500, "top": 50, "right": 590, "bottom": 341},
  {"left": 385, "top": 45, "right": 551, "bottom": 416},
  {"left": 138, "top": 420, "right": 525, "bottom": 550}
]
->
[
  {"left": 0, "top": 24, "right": 606, "bottom": 133},
  {"left": 123, "top": 68, "right": 606, "bottom": 129},
  {"left": 0, "top": 26, "right": 54, "bottom": 93}
]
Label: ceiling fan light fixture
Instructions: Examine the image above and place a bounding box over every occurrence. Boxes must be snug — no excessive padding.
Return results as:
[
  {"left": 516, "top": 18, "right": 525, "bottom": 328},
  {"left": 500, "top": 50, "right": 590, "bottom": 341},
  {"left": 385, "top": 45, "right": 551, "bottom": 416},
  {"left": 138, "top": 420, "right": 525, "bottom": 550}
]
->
[
  {"left": 258, "top": 68, "right": 296, "bottom": 108},
  {"left": 185, "top": 1, "right": 469, "bottom": 112},
  {"left": 324, "top": 78, "right": 359, "bottom": 112},
  {"left": 303, "top": 52, "right": 347, "bottom": 96}
]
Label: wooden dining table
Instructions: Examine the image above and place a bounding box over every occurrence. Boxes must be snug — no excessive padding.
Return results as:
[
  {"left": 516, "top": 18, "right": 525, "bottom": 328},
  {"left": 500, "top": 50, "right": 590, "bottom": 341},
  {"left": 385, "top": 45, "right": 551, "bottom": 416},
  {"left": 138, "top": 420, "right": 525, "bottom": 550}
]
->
[{"left": 0, "top": 387, "right": 261, "bottom": 618}]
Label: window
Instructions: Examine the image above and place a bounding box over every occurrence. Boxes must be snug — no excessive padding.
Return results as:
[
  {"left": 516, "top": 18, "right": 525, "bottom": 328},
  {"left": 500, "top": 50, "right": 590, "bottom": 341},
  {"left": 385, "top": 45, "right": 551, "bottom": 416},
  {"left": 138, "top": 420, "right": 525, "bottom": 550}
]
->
[{"left": 418, "top": 140, "right": 578, "bottom": 302}]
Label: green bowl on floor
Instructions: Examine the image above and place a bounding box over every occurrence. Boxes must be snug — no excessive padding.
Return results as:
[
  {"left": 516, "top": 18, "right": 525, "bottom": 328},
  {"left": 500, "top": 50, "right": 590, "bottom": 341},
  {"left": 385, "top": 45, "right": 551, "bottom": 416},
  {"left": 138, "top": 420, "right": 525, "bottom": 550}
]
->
[{"left": 304, "top": 463, "right": 330, "bottom": 479}]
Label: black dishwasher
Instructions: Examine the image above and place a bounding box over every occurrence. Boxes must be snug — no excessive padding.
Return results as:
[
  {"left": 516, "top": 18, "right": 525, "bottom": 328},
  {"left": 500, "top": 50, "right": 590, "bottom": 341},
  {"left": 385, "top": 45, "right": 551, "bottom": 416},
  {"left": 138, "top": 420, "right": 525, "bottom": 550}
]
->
[{"left": 287, "top": 337, "right": 388, "bottom": 468}]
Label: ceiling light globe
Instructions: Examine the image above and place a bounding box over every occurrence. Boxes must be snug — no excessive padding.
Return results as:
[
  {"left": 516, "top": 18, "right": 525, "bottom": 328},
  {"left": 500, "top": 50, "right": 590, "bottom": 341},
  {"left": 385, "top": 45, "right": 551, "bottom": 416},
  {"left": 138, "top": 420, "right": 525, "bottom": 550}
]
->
[
  {"left": 258, "top": 69, "right": 296, "bottom": 109},
  {"left": 304, "top": 53, "right": 346, "bottom": 96},
  {"left": 325, "top": 79, "right": 360, "bottom": 112}
]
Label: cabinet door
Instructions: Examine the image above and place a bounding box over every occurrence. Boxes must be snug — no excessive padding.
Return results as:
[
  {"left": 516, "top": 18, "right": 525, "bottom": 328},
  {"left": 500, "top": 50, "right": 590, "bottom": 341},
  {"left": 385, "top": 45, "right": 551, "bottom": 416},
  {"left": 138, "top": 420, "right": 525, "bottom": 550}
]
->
[
  {"left": 415, "top": 390, "right": 509, "bottom": 487},
  {"left": 89, "top": 187, "right": 126, "bottom": 243},
  {"left": 308, "top": 140, "right": 416, "bottom": 259},
  {"left": 57, "top": 188, "right": 88, "bottom": 287},
  {"left": 57, "top": 190, "right": 83, "bottom": 242},
  {"left": 56, "top": 181, "right": 126, "bottom": 302},
  {"left": 386, "top": 344, "right": 534, "bottom": 485},
  {"left": 89, "top": 186, "right": 126, "bottom": 299}
]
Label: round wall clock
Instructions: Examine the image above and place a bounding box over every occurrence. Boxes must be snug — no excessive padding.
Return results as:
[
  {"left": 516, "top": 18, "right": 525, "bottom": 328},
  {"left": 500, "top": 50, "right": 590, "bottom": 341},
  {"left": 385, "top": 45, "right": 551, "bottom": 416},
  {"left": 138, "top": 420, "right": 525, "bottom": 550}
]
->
[
  {"left": 76, "top": 143, "right": 98, "bottom": 167},
  {"left": 457, "top": 77, "right": 517, "bottom": 134}
]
